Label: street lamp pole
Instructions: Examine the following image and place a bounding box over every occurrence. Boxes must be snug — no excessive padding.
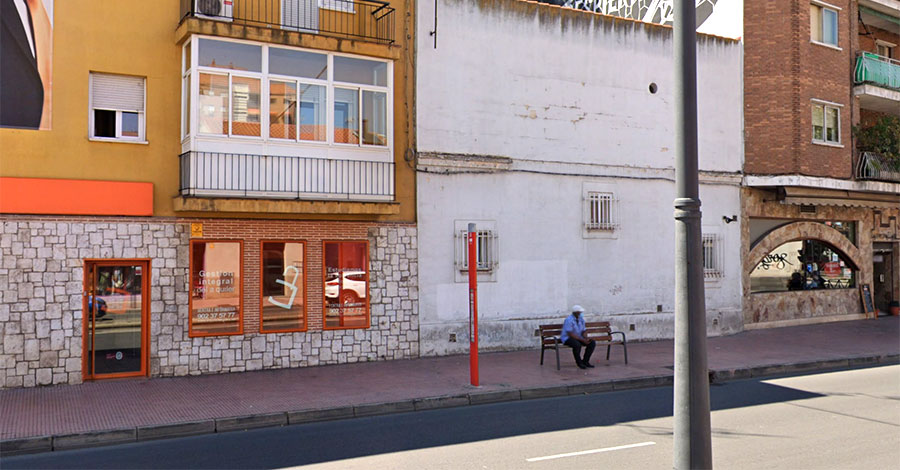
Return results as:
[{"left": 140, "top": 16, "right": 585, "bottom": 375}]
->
[{"left": 673, "top": 1, "right": 712, "bottom": 469}]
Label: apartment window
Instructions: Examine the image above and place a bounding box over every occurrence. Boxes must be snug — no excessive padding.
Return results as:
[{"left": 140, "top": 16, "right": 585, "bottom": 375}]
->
[
  {"left": 323, "top": 241, "right": 369, "bottom": 330},
  {"left": 875, "top": 41, "right": 895, "bottom": 59},
  {"left": 189, "top": 240, "right": 243, "bottom": 337},
  {"left": 810, "top": 2, "right": 838, "bottom": 47},
  {"left": 455, "top": 229, "right": 498, "bottom": 272},
  {"left": 184, "top": 37, "right": 390, "bottom": 147},
  {"left": 90, "top": 73, "right": 145, "bottom": 142},
  {"left": 260, "top": 241, "right": 306, "bottom": 333},
  {"left": 812, "top": 101, "right": 841, "bottom": 144},
  {"left": 702, "top": 234, "right": 723, "bottom": 279},
  {"left": 320, "top": 0, "right": 354, "bottom": 13},
  {"left": 585, "top": 191, "right": 617, "bottom": 231}
]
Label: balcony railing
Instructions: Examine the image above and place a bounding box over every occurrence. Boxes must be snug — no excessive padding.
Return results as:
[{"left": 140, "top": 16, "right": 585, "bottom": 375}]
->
[
  {"left": 179, "top": 151, "right": 395, "bottom": 200},
  {"left": 180, "top": 0, "right": 394, "bottom": 44},
  {"left": 856, "top": 151, "right": 900, "bottom": 183},
  {"left": 854, "top": 52, "right": 900, "bottom": 90}
]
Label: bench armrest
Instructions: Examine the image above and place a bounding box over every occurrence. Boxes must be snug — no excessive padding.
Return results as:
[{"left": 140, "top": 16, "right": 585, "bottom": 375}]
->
[{"left": 609, "top": 331, "right": 627, "bottom": 342}]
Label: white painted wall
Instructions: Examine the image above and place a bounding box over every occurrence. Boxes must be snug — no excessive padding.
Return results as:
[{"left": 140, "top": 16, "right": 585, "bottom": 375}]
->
[{"left": 416, "top": 0, "right": 744, "bottom": 355}]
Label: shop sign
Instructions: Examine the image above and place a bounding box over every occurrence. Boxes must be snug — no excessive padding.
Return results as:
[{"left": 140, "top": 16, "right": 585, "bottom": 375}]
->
[{"left": 823, "top": 261, "right": 841, "bottom": 276}]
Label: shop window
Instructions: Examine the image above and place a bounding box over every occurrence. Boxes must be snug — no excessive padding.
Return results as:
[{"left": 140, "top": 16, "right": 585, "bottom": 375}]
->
[
  {"left": 810, "top": 2, "right": 839, "bottom": 47},
  {"left": 822, "top": 220, "right": 856, "bottom": 246},
  {"left": 750, "top": 239, "right": 856, "bottom": 293},
  {"left": 89, "top": 73, "right": 145, "bottom": 142},
  {"left": 812, "top": 101, "right": 841, "bottom": 145},
  {"left": 190, "top": 240, "right": 243, "bottom": 336},
  {"left": 323, "top": 241, "right": 369, "bottom": 329},
  {"left": 260, "top": 241, "right": 306, "bottom": 333},
  {"left": 702, "top": 233, "right": 723, "bottom": 279}
]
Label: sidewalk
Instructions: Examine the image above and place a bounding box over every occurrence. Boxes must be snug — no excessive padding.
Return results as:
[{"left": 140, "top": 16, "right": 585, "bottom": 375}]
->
[{"left": 2, "top": 317, "right": 898, "bottom": 456}]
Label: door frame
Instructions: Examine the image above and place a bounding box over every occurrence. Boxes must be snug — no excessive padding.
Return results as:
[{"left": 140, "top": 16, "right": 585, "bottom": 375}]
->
[
  {"left": 82, "top": 258, "right": 152, "bottom": 381},
  {"left": 872, "top": 246, "right": 894, "bottom": 314}
]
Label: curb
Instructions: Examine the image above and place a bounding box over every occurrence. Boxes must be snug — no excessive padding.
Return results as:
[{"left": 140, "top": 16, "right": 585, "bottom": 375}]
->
[{"left": 2, "top": 354, "right": 897, "bottom": 457}]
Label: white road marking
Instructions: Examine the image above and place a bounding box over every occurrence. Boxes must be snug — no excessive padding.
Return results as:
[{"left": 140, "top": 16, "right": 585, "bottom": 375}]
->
[{"left": 525, "top": 441, "right": 657, "bottom": 462}]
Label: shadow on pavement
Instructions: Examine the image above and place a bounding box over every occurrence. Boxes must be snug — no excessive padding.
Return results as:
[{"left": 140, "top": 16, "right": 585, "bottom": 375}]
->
[{"left": 2, "top": 378, "right": 823, "bottom": 469}]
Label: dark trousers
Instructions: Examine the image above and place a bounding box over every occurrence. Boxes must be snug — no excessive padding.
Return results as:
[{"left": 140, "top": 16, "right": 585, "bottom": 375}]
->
[{"left": 564, "top": 338, "right": 596, "bottom": 365}]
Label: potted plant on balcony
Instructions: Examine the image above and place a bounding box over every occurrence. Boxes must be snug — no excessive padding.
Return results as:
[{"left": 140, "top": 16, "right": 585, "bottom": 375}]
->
[{"left": 854, "top": 116, "right": 900, "bottom": 180}]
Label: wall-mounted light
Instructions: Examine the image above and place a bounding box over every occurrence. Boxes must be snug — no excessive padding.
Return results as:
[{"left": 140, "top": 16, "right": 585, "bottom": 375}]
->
[{"left": 723, "top": 215, "right": 738, "bottom": 224}]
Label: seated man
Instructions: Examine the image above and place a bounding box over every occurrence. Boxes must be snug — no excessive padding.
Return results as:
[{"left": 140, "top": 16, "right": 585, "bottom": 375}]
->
[{"left": 561, "top": 305, "right": 595, "bottom": 369}]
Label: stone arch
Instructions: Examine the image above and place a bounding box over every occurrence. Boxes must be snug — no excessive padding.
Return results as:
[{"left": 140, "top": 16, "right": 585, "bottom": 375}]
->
[{"left": 747, "top": 221, "right": 863, "bottom": 275}]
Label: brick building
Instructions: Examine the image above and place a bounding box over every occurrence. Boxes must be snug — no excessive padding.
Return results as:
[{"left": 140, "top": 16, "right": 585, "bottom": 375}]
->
[
  {"left": 742, "top": 0, "right": 900, "bottom": 326},
  {"left": 0, "top": 0, "right": 418, "bottom": 388}
]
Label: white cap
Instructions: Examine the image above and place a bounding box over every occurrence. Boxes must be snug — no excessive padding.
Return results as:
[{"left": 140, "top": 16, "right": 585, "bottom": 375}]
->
[{"left": 571, "top": 305, "right": 585, "bottom": 313}]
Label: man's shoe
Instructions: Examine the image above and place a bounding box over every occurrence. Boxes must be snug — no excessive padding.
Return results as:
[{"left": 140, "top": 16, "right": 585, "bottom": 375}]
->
[
  {"left": 576, "top": 362, "right": 587, "bottom": 369},
  {"left": 583, "top": 362, "right": 595, "bottom": 368}
]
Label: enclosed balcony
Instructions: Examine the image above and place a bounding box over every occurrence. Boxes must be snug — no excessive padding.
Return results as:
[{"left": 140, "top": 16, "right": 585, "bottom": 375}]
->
[
  {"left": 179, "top": 0, "right": 395, "bottom": 44},
  {"left": 177, "top": 151, "right": 397, "bottom": 214}
]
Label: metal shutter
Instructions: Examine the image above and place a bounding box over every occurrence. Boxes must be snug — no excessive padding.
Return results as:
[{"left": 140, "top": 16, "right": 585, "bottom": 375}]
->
[
  {"left": 282, "top": 0, "right": 318, "bottom": 32},
  {"left": 91, "top": 73, "right": 145, "bottom": 112}
]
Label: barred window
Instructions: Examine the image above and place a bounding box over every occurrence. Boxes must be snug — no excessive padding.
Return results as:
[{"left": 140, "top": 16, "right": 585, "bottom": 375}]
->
[
  {"left": 585, "top": 191, "right": 617, "bottom": 231},
  {"left": 455, "top": 229, "right": 498, "bottom": 272},
  {"left": 702, "top": 234, "right": 723, "bottom": 279}
]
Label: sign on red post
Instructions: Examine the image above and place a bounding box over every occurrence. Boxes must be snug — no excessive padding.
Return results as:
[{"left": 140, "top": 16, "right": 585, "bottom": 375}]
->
[{"left": 468, "top": 223, "right": 479, "bottom": 387}]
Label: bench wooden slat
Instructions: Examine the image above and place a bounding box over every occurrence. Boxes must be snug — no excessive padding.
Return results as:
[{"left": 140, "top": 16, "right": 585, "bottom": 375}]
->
[{"left": 539, "top": 319, "right": 628, "bottom": 369}]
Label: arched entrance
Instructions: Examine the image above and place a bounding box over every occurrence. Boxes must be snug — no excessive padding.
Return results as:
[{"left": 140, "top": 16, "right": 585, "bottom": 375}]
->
[{"left": 745, "top": 221, "right": 866, "bottom": 325}]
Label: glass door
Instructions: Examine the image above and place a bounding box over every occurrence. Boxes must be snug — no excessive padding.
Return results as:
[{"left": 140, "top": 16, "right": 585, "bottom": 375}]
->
[{"left": 84, "top": 260, "right": 149, "bottom": 379}]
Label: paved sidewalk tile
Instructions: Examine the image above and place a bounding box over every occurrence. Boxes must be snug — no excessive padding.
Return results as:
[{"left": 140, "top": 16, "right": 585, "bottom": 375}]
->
[{"left": 1, "top": 316, "right": 897, "bottom": 454}]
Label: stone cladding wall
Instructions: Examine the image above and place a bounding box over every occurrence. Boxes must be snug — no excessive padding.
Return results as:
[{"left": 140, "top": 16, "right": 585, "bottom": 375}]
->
[
  {"left": 0, "top": 216, "right": 419, "bottom": 389},
  {"left": 740, "top": 188, "right": 900, "bottom": 325}
]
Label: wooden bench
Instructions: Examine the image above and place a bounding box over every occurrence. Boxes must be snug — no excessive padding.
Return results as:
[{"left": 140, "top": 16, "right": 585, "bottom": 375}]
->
[{"left": 539, "top": 321, "right": 628, "bottom": 370}]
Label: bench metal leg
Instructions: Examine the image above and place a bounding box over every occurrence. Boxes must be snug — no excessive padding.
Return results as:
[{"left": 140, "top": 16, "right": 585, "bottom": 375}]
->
[
  {"left": 605, "top": 344, "right": 628, "bottom": 364},
  {"left": 540, "top": 347, "right": 544, "bottom": 366},
  {"left": 555, "top": 341, "right": 560, "bottom": 370}
]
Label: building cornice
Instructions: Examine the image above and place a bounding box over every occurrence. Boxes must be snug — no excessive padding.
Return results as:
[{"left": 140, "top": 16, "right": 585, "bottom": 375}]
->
[{"left": 744, "top": 174, "right": 900, "bottom": 195}]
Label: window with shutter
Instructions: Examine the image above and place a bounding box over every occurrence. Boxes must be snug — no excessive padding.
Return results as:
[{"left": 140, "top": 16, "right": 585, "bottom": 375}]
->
[
  {"left": 90, "top": 73, "right": 146, "bottom": 142},
  {"left": 283, "top": 0, "right": 319, "bottom": 32}
]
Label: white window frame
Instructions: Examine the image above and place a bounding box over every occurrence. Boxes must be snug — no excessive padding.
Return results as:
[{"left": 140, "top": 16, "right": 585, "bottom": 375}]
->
[
  {"left": 811, "top": 99, "right": 843, "bottom": 146},
  {"left": 454, "top": 220, "right": 498, "bottom": 282},
  {"left": 182, "top": 35, "right": 392, "bottom": 151},
  {"left": 582, "top": 182, "right": 618, "bottom": 239},
  {"left": 89, "top": 73, "right": 147, "bottom": 143},
  {"left": 319, "top": 0, "right": 354, "bottom": 14},
  {"left": 702, "top": 232, "right": 724, "bottom": 280},
  {"left": 810, "top": 1, "right": 840, "bottom": 49}
]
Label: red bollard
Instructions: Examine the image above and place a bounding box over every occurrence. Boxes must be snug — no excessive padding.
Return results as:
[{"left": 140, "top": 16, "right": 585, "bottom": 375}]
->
[{"left": 468, "top": 224, "right": 479, "bottom": 387}]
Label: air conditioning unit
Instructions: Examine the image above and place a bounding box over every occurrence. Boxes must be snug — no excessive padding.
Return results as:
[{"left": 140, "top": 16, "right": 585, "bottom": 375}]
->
[{"left": 195, "top": 0, "right": 233, "bottom": 21}]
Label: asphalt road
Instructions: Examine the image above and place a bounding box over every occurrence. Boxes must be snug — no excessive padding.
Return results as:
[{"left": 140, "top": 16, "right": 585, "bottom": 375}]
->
[{"left": 4, "top": 365, "right": 898, "bottom": 469}]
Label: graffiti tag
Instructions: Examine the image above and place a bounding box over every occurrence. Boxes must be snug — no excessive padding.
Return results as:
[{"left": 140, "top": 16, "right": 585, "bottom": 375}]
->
[{"left": 758, "top": 253, "right": 792, "bottom": 271}]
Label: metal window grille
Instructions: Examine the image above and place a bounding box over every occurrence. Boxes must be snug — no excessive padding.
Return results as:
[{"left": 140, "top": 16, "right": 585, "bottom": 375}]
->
[
  {"left": 586, "top": 192, "right": 617, "bottom": 231},
  {"left": 702, "top": 234, "right": 723, "bottom": 279},
  {"left": 455, "top": 230, "right": 498, "bottom": 272}
]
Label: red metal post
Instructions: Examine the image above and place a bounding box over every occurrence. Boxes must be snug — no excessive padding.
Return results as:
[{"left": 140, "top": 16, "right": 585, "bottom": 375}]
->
[{"left": 467, "top": 223, "right": 479, "bottom": 386}]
